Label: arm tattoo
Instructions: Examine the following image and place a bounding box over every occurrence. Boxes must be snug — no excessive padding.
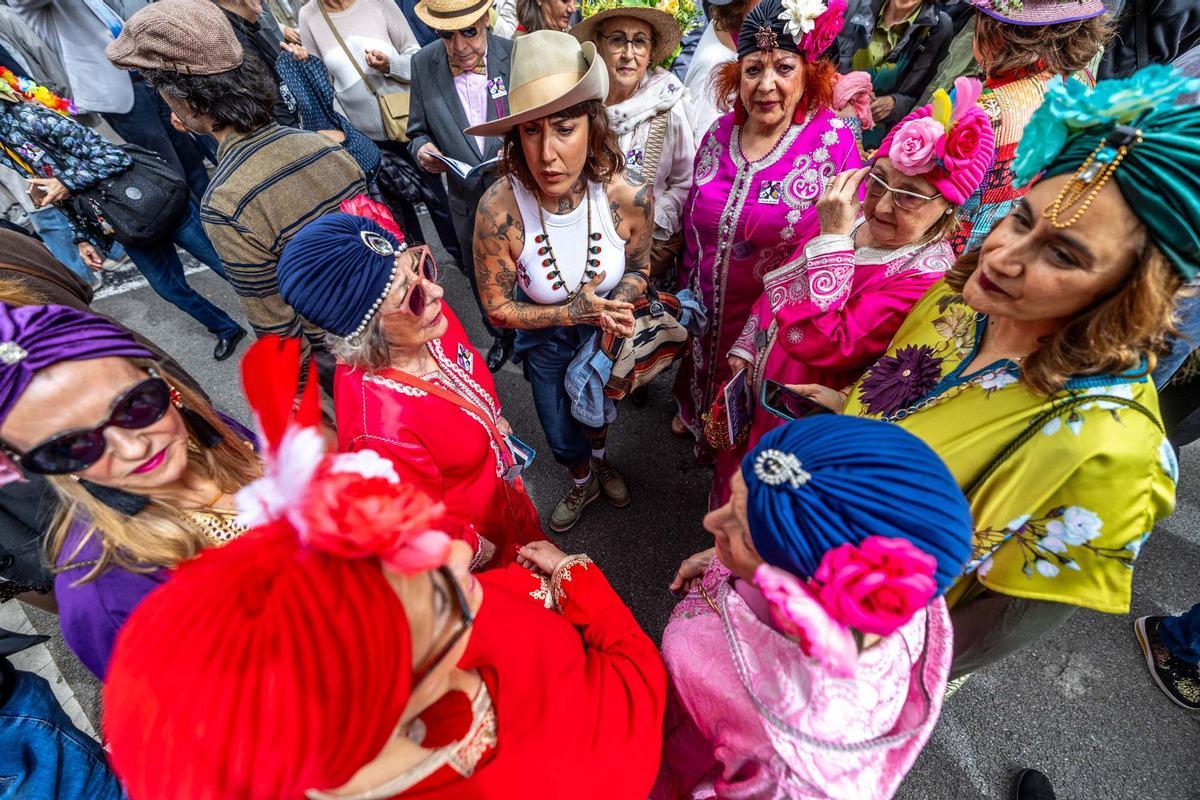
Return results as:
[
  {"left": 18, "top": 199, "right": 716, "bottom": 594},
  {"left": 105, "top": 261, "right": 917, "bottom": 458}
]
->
[
  {"left": 610, "top": 183, "right": 653, "bottom": 304},
  {"left": 474, "top": 184, "right": 576, "bottom": 330}
]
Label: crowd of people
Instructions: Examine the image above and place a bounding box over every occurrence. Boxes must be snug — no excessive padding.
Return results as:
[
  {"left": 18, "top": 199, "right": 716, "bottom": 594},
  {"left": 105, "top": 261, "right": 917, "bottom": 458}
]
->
[{"left": 0, "top": 0, "right": 1198, "bottom": 798}]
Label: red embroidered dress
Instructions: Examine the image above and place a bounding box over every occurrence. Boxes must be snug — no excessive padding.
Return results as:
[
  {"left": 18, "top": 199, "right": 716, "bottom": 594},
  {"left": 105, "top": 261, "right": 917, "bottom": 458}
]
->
[
  {"left": 380, "top": 560, "right": 668, "bottom": 798},
  {"left": 334, "top": 306, "right": 544, "bottom": 568}
]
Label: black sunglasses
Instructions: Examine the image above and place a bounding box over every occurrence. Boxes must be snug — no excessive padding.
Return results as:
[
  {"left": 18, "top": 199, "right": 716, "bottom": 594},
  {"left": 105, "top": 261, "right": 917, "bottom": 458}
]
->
[
  {"left": 10, "top": 377, "right": 172, "bottom": 475},
  {"left": 411, "top": 565, "right": 474, "bottom": 687},
  {"left": 437, "top": 25, "right": 479, "bottom": 39}
]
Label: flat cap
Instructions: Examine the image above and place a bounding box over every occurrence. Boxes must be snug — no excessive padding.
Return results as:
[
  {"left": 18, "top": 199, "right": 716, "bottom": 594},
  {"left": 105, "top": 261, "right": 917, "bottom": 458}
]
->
[{"left": 107, "top": 0, "right": 243, "bottom": 76}]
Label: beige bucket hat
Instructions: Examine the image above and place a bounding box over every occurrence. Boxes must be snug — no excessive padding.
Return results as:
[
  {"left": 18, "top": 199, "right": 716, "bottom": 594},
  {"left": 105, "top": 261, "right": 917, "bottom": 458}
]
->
[
  {"left": 464, "top": 30, "right": 609, "bottom": 138},
  {"left": 571, "top": 6, "right": 683, "bottom": 67},
  {"left": 414, "top": 0, "right": 494, "bottom": 31}
]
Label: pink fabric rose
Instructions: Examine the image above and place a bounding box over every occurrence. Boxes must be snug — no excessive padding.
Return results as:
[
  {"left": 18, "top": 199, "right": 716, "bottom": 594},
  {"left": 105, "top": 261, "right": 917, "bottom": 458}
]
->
[
  {"left": 937, "top": 107, "right": 990, "bottom": 174},
  {"left": 888, "top": 117, "right": 945, "bottom": 176},
  {"left": 302, "top": 468, "right": 451, "bottom": 574},
  {"left": 812, "top": 536, "right": 937, "bottom": 636},
  {"left": 754, "top": 563, "right": 858, "bottom": 677},
  {"left": 801, "top": 0, "right": 846, "bottom": 60}
]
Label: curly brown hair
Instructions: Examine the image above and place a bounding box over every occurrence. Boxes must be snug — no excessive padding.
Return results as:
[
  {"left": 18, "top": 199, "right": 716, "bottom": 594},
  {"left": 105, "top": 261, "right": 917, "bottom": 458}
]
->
[
  {"left": 944, "top": 241, "right": 1185, "bottom": 396},
  {"left": 974, "top": 12, "right": 1114, "bottom": 78},
  {"left": 500, "top": 99, "right": 625, "bottom": 193},
  {"left": 712, "top": 54, "right": 837, "bottom": 120}
]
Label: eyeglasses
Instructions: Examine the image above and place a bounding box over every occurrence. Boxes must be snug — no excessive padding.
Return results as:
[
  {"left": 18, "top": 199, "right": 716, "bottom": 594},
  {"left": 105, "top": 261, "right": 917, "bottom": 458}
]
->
[
  {"left": 10, "top": 376, "right": 172, "bottom": 475},
  {"left": 391, "top": 246, "right": 439, "bottom": 317},
  {"left": 437, "top": 25, "right": 479, "bottom": 39},
  {"left": 602, "top": 33, "right": 652, "bottom": 54},
  {"left": 411, "top": 566, "right": 475, "bottom": 687},
  {"left": 866, "top": 172, "right": 941, "bottom": 212}
]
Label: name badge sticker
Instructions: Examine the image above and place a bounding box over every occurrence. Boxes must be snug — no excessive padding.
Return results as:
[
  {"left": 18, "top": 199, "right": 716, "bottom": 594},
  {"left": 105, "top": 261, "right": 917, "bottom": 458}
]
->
[
  {"left": 488, "top": 76, "right": 508, "bottom": 99},
  {"left": 757, "top": 180, "right": 783, "bottom": 205}
]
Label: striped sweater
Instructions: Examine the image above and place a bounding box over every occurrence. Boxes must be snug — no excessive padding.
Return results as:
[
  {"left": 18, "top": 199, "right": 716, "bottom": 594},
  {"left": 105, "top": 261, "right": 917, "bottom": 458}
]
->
[{"left": 200, "top": 124, "right": 366, "bottom": 375}]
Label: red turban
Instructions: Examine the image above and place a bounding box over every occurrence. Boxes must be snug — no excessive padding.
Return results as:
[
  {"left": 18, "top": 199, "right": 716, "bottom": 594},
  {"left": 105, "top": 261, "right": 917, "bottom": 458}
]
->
[{"left": 102, "top": 521, "right": 413, "bottom": 800}]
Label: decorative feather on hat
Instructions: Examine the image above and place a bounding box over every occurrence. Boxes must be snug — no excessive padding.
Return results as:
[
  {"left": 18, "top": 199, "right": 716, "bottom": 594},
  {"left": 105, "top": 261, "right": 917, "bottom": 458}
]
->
[{"left": 235, "top": 336, "right": 452, "bottom": 574}]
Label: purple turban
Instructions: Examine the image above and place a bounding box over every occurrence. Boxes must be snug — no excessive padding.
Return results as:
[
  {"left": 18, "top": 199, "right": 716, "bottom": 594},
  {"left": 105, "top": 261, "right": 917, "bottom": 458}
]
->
[{"left": 0, "top": 304, "right": 156, "bottom": 428}]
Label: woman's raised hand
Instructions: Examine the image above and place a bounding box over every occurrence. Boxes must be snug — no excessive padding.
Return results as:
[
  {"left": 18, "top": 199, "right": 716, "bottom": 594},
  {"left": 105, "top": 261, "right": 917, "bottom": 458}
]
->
[
  {"left": 567, "top": 272, "right": 635, "bottom": 336},
  {"left": 816, "top": 167, "right": 870, "bottom": 237}
]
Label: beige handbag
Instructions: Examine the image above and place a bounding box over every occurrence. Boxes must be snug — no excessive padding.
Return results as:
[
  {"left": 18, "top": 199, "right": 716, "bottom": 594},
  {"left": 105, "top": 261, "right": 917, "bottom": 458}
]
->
[{"left": 318, "top": 4, "right": 410, "bottom": 142}]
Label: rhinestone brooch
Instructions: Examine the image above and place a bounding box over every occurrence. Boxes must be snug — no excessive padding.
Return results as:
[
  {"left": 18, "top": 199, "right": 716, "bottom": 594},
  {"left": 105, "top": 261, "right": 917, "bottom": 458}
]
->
[
  {"left": 753, "top": 449, "right": 811, "bottom": 489},
  {"left": 0, "top": 342, "right": 27, "bottom": 365}
]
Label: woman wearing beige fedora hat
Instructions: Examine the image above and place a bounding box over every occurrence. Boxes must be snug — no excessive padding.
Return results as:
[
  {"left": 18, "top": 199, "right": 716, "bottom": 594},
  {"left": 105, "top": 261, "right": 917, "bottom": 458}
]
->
[
  {"left": 472, "top": 30, "right": 653, "bottom": 533},
  {"left": 571, "top": 0, "right": 700, "bottom": 289}
]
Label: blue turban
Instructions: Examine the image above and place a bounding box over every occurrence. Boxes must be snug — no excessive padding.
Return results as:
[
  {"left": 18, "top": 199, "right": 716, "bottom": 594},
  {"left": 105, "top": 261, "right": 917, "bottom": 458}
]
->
[
  {"left": 277, "top": 214, "right": 402, "bottom": 338},
  {"left": 742, "top": 415, "right": 973, "bottom": 595}
]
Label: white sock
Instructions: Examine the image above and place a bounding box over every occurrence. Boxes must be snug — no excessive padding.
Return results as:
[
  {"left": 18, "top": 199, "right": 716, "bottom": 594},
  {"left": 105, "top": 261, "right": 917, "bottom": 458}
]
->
[
  {"left": 591, "top": 448, "right": 606, "bottom": 461},
  {"left": 573, "top": 470, "right": 592, "bottom": 487}
]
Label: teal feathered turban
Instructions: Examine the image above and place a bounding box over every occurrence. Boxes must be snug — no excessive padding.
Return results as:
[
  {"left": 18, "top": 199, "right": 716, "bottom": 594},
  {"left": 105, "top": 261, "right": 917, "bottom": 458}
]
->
[{"left": 1012, "top": 65, "right": 1200, "bottom": 281}]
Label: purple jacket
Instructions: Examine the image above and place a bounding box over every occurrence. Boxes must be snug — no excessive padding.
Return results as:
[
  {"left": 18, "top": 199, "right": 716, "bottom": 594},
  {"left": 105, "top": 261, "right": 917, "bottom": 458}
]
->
[{"left": 54, "top": 416, "right": 255, "bottom": 679}]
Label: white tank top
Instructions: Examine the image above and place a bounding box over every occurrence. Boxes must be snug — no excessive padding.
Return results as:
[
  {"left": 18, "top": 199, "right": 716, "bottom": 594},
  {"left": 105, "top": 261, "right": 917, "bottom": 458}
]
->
[{"left": 511, "top": 177, "right": 626, "bottom": 305}]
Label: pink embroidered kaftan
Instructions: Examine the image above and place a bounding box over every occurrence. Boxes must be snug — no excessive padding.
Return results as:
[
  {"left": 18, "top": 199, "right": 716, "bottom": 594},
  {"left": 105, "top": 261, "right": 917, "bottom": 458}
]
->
[
  {"left": 674, "top": 109, "right": 861, "bottom": 457},
  {"left": 709, "top": 219, "right": 954, "bottom": 505},
  {"left": 652, "top": 560, "right": 952, "bottom": 800}
]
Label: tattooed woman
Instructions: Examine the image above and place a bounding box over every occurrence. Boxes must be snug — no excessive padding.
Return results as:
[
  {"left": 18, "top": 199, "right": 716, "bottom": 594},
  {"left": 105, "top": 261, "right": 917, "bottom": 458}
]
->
[{"left": 472, "top": 31, "right": 653, "bottom": 533}]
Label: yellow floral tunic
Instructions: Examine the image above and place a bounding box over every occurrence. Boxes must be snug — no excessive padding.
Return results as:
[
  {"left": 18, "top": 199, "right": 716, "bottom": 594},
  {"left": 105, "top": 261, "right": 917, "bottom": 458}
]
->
[{"left": 843, "top": 281, "right": 1177, "bottom": 614}]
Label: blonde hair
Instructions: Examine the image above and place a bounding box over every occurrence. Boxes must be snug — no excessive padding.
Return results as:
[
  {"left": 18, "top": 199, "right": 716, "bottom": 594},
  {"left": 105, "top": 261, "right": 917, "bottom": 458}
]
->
[
  {"left": 0, "top": 277, "right": 49, "bottom": 306},
  {"left": 46, "top": 359, "right": 260, "bottom": 583}
]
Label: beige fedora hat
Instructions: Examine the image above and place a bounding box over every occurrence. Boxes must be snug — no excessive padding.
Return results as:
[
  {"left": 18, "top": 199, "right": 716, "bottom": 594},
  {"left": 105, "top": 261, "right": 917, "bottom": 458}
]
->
[
  {"left": 464, "top": 30, "right": 610, "bottom": 138},
  {"left": 570, "top": 6, "right": 682, "bottom": 67},
  {"left": 414, "top": 0, "right": 494, "bottom": 31}
]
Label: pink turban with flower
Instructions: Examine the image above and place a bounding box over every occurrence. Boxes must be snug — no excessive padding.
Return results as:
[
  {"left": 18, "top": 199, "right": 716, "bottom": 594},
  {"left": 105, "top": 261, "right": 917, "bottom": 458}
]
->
[{"left": 876, "top": 77, "right": 996, "bottom": 205}]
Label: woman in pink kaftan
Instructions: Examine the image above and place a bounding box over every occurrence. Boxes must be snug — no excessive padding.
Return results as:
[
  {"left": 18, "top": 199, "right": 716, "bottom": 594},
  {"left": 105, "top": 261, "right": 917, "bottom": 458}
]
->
[
  {"left": 671, "top": 0, "right": 862, "bottom": 460},
  {"left": 655, "top": 414, "right": 975, "bottom": 800}
]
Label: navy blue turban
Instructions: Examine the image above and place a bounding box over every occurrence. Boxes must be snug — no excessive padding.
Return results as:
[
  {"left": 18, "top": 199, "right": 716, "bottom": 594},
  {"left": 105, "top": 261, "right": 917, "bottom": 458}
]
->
[
  {"left": 742, "top": 415, "right": 973, "bottom": 595},
  {"left": 277, "top": 213, "right": 402, "bottom": 338}
]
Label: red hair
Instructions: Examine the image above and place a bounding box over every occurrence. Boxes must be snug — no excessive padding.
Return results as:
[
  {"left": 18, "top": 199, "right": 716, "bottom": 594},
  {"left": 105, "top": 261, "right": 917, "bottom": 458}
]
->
[{"left": 713, "top": 56, "right": 837, "bottom": 124}]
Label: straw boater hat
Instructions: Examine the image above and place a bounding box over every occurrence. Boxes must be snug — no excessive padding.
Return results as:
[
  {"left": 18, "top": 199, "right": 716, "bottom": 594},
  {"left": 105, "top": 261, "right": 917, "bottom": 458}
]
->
[
  {"left": 570, "top": 0, "right": 683, "bottom": 67},
  {"left": 414, "top": 0, "right": 494, "bottom": 31},
  {"left": 969, "top": 0, "right": 1105, "bottom": 26},
  {"left": 464, "top": 31, "right": 609, "bottom": 137}
]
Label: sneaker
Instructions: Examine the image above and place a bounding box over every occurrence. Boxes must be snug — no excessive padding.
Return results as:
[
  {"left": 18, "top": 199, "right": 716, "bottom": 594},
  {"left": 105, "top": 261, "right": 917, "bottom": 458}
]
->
[
  {"left": 592, "top": 458, "right": 631, "bottom": 508},
  {"left": 1134, "top": 615, "right": 1200, "bottom": 710},
  {"left": 1013, "top": 769, "right": 1056, "bottom": 800},
  {"left": 549, "top": 473, "right": 601, "bottom": 533}
]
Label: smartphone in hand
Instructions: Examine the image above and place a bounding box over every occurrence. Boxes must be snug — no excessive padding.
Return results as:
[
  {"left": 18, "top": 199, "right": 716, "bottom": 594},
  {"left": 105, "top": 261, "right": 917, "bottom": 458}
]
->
[
  {"left": 27, "top": 182, "right": 47, "bottom": 206},
  {"left": 761, "top": 379, "right": 831, "bottom": 421}
]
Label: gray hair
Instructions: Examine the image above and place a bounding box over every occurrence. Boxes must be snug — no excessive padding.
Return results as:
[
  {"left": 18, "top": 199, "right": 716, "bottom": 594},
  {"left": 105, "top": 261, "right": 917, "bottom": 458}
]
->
[{"left": 326, "top": 313, "right": 391, "bottom": 371}]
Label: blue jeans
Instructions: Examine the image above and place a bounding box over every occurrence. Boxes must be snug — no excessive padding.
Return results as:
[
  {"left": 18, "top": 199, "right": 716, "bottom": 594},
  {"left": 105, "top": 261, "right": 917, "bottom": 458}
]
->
[
  {"left": 0, "top": 663, "right": 125, "bottom": 799},
  {"left": 104, "top": 79, "right": 211, "bottom": 201},
  {"left": 518, "top": 325, "right": 605, "bottom": 469},
  {"left": 28, "top": 208, "right": 93, "bottom": 282},
  {"left": 1161, "top": 603, "right": 1200, "bottom": 664},
  {"left": 1154, "top": 291, "right": 1200, "bottom": 389},
  {"left": 123, "top": 204, "right": 241, "bottom": 337}
]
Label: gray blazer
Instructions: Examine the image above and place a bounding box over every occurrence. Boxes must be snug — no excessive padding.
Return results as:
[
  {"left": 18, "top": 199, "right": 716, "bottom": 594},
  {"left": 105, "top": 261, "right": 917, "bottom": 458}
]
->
[{"left": 407, "top": 33, "right": 513, "bottom": 225}]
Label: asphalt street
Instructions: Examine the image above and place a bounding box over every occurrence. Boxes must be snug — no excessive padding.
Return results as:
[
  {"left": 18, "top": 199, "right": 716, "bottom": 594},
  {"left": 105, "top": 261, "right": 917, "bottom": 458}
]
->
[{"left": 19, "top": 220, "right": 1200, "bottom": 799}]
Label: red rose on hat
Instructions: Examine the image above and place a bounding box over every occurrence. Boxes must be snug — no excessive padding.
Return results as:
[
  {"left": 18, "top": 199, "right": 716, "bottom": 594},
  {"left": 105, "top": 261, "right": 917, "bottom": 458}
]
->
[{"left": 938, "top": 108, "right": 990, "bottom": 174}]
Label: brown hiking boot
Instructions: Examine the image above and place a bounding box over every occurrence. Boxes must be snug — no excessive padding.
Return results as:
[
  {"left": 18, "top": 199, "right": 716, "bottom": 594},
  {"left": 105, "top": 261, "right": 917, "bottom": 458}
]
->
[
  {"left": 592, "top": 458, "right": 631, "bottom": 508},
  {"left": 549, "top": 472, "right": 601, "bottom": 533}
]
